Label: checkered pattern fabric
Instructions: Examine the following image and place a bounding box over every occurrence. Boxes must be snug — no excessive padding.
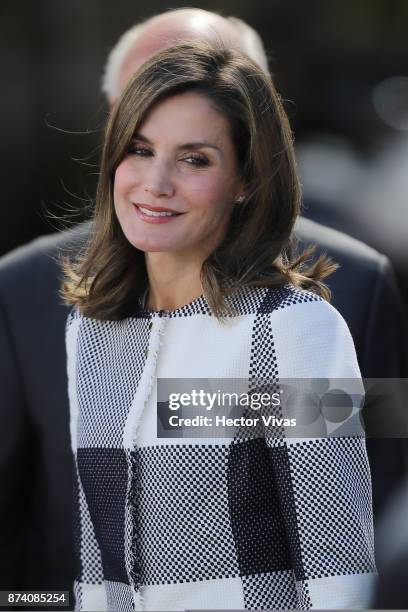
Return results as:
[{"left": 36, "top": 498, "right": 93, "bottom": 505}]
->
[{"left": 66, "top": 284, "right": 377, "bottom": 610}]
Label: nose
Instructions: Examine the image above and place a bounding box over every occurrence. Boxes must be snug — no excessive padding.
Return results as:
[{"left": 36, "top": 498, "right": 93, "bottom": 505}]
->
[{"left": 144, "top": 160, "right": 175, "bottom": 198}]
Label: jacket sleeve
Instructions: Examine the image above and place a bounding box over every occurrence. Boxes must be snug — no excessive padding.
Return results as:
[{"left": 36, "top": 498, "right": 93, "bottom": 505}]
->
[
  {"left": 266, "top": 298, "right": 377, "bottom": 609},
  {"left": 0, "top": 294, "right": 30, "bottom": 589},
  {"left": 361, "top": 256, "right": 408, "bottom": 517},
  {"left": 362, "top": 254, "right": 408, "bottom": 379},
  {"left": 66, "top": 311, "right": 107, "bottom": 611}
]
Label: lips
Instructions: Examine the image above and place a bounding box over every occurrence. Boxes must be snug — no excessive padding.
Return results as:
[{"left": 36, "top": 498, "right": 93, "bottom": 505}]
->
[
  {"left": 133, "top": 203, "right": 183, "bottom": 224},
  {"left": 135, "top": 203, "right": 182, "bottom": 215},
  {"left": 138, "top": 206, "right": 177, "bottom": 217}
]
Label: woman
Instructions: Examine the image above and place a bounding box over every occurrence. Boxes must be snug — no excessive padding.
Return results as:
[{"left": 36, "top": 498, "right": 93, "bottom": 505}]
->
[{"left": 63, "top": 42, "right": 376, "bottom": 611}]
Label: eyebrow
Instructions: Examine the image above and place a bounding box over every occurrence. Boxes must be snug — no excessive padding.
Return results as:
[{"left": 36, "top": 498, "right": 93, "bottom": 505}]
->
[{"left": 134, "top": 132, "right": 222, "bottom": 153}]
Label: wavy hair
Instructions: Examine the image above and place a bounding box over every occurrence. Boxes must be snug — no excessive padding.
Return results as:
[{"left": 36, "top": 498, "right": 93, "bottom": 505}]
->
[{"left": 62, "top": 41, "right": 337, "bottom": 319}]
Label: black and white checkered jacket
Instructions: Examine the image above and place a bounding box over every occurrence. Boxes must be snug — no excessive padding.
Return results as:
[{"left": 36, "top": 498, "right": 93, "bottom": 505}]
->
[{"left": 66, "top": 284, "right": 377, "bottom": 611}]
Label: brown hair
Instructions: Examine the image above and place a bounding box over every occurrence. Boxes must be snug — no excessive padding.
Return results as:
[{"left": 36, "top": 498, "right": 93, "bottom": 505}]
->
[{"left": 61, "top": 41, "right": 337, "bottom": 319}]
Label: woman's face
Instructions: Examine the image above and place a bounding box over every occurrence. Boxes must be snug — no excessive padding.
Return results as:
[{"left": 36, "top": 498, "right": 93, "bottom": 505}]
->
[{"left": 113, "top": 91, "right": 244, "bottom": 259}]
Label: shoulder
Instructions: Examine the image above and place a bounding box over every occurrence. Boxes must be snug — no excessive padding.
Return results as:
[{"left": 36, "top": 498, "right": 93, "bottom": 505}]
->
[
  {"left": 65, "top": 307, "right": 132, "bottom": 351},
  {"left": 258, "top": 285, "right": 360, "bottom": 379},
  {"left": 0, "top": 222, "right": 91, "bottom": 290},
  {"left": 262, "top": 284, "right": 350, "bottom": 340},
  {"left": 294, "top": 217, "right": 401, "bottom": 334},
  {"left": 295, "top": 216, "right": 388, "bottom": 271},
  {"left": 257, "top": 283, "right": 323, "bottom": 314},
  {"left": 0, "top": 223, "right": 92, "bottom": 334},
  {"left": 235, "top": 283, "right": 352, "bottom": 345}
]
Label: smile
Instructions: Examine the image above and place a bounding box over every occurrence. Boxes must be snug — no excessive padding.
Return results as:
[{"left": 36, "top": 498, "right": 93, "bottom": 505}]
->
[
  {"left": 139, "top": 206, "right": 176, "bottom": 217},
  {"left": 133, "top": 203, "right": 183, "bottom": 224}
]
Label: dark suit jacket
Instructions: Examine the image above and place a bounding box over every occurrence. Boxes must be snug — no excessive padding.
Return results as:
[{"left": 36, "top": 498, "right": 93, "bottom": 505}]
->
[
  {"left": 374, "top": 547, "right": 408, "bottom": 609},
  {"left": 0, "top": 218, "right": 407, "bottom": 596}
]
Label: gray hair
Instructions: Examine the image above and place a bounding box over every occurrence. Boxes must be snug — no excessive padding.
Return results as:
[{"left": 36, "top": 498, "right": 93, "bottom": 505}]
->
[{"left": 101, "top": 13, "right": 269, "bottom": 101}]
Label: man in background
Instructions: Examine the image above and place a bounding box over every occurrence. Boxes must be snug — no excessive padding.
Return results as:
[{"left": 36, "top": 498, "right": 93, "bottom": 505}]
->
[{"left": 0, "top": 7, "right": 406, "bottom": 599}]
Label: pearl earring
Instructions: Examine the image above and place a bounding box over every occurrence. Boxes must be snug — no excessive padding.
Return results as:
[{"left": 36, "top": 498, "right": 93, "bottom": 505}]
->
[{"left": 235, "top": 195, "right": 245, "bottom": 204}]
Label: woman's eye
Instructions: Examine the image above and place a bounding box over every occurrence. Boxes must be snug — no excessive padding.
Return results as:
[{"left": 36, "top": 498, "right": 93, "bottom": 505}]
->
[
  {"left": 128, "top": 144, "right": 152, "bottom": 157},
  {"left": 183, "top": 154, "right": 209, "bottom": 167}
]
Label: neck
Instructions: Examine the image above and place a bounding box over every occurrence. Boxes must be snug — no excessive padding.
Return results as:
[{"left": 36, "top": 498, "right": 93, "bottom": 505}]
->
[{"left": 145, "top": 252, "right": 204, "bottom": 311}]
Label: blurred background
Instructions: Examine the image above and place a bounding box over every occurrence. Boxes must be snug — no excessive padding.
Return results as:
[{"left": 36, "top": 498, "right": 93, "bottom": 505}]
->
[{"left": 1, "top": 0, "right": 407, "bottom": 310}]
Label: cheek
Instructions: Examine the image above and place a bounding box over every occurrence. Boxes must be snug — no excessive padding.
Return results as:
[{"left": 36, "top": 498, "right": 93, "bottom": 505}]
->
[
  {"left": 114, "top": 162, "right": 138, "bottom": 201},
  {"left": 195, "top": 177, "right": 234, "bottom": 223},
  {"left": 113, "top": 167, "right": 135, "bottom": 231},
  {"left": 186, "top": 173, "right": 232, "bottom": 208}
]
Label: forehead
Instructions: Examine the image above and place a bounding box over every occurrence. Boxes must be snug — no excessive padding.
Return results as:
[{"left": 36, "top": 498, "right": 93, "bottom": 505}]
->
[{"left": 138, "top": 91, "right": 232, "bottom": 144}]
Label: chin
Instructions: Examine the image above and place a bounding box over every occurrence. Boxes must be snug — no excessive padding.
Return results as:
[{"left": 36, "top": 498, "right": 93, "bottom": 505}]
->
[
  {"left": 120, "top": 223, "right": 193, "bottom": 253},
  {"left": 124, "top": 234, "right": 179, "bottom": 253}
]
